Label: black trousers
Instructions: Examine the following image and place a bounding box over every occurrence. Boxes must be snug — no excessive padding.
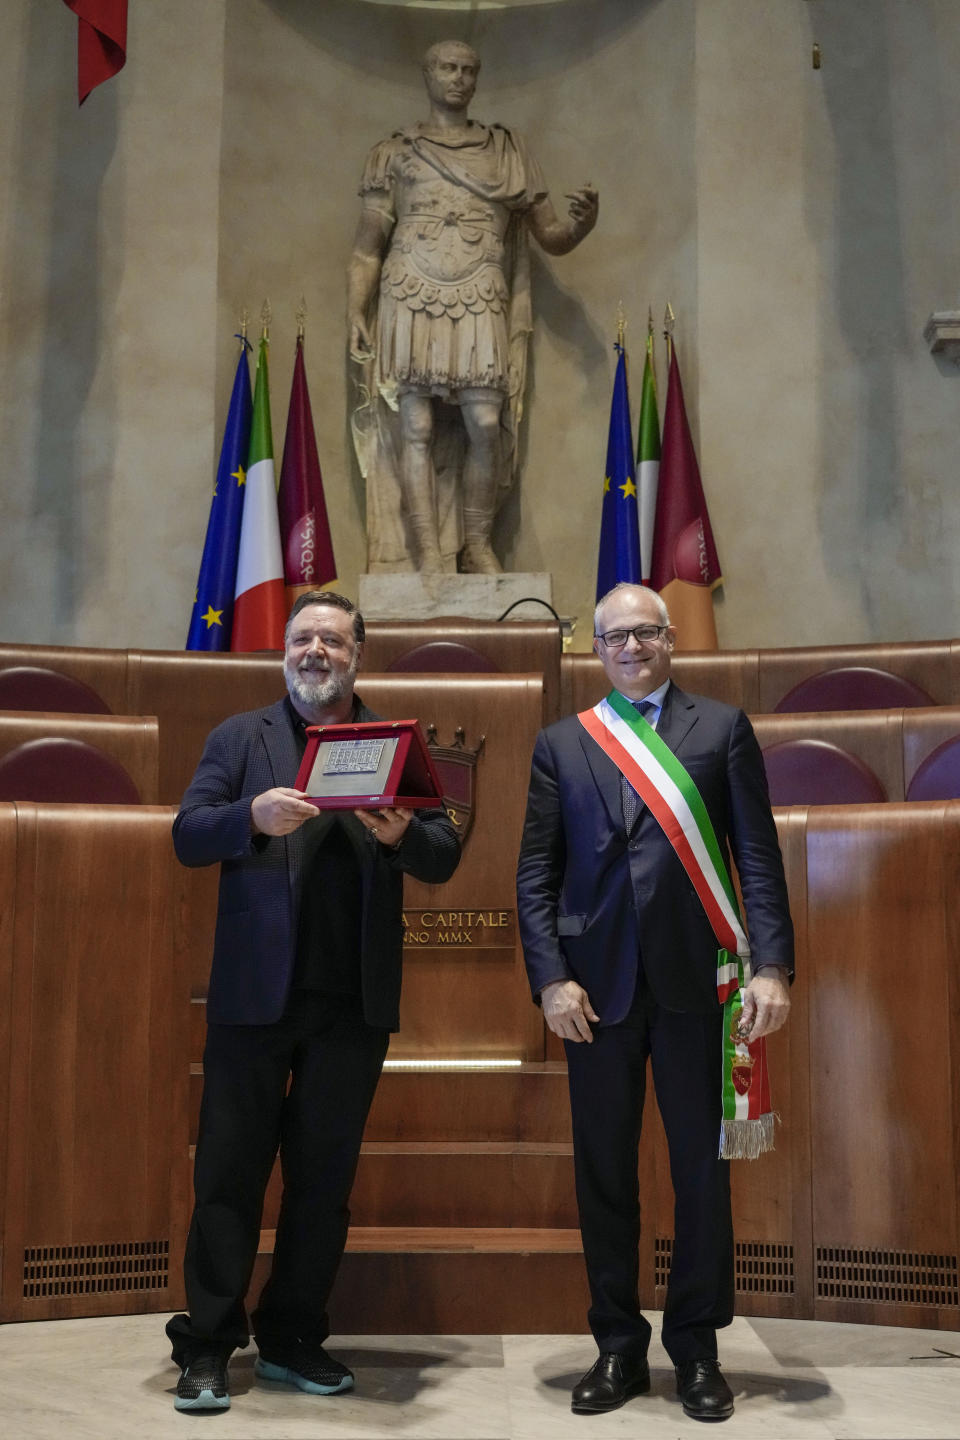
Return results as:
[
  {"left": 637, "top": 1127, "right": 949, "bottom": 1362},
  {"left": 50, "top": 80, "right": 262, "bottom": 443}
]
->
[
  {"left": 564, "top": 974, "right": 733, "bottom": 1367},
  {"left": 166, "top": 992, "right": 389, "bottom": 1367}
]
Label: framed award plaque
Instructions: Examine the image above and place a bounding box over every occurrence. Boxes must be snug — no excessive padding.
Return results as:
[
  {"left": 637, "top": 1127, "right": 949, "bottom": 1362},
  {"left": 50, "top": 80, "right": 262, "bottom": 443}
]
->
[{"left": 294, "top": 719, "right": 445, "bottom": 810}]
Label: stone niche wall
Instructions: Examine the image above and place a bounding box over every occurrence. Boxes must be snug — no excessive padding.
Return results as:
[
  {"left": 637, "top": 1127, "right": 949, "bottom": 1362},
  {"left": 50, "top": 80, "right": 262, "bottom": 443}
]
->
[{"left": 0, "top": 0, "right": 958, "bottom": 649}]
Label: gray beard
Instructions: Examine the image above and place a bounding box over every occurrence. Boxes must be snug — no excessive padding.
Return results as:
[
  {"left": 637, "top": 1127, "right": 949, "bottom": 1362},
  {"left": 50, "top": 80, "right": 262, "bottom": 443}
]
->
[{"left": 284, "top": 659, "right": 357, "bottom": 716}]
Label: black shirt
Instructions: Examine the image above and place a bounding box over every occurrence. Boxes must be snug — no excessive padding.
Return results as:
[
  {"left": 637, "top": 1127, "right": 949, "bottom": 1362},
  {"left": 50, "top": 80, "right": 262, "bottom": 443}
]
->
[{"left": 286, "top": 697, "right": 364, "bottom": 999}]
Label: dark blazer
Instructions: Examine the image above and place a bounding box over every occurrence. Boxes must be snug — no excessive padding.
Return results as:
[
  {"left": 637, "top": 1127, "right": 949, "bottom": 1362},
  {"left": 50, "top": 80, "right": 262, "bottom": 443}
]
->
[
  {"left": 516, "top": 682, "right": 794, "bottom": 1023},
  {"left": 174, "top": 696, "right": 461, "bottom": 1028}
]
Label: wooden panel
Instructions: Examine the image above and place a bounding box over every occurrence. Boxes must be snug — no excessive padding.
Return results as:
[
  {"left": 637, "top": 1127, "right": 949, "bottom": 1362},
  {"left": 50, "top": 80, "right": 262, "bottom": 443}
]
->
[
  {"left": 757, "top": 641, "right": 955, "bottom": 713},
  {"left": 752, "top": 710, "right": 904, "bottom": 801},
  {"left": 329, "top": 1249, "right": 590, "bottom": 1334},
  {"left": 1, "top": 805, "right": 191, "bottom": 1321},
  {"left": 363, "top": 619, "right": 562, "bottom": 725},
  {"left": 806, "top": 803, "right": 960, "bottom": 1329},
  {"left": 544, "top": 1026, "right": 565, "bottom": 1062},
  {"left": 1, "top": 801, "right": 38, "bottom": 1321},
  {"left": 0, "top": 643, "right": 129, "bottom": 714},
  {"left": 364, "top": 1064, "right": 571, "bottom": 1144},
  {"left": 350, "top": 1147, "right": 578, "bottom": 1229},
  {"left": 357, "top": 675, "right": 546, "bottom": 1063},
  {"left": 126, "top": 650, "right": 284, "bottom": 804},
  {"left": 0, "top": 711, "right": 160, "bottom": 803},
  {"left": 561, "top": 649, "right": 759, "bottom": 717},
  {"left": 945, "top": 805, "right": 960, "bottom": 1312},
  {"left": 672, "top": 651, "right": 761, "bottom": 711},
  {"left": 0, "top": 804, "right": 18, "bottom": 1303}
]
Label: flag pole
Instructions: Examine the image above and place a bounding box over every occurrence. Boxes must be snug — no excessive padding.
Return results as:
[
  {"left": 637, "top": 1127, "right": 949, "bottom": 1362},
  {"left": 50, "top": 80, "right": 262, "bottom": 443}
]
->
[
  {"left": 616, "top": 301, "right": 627, "bottom": 387},
  {"left": 663, "top": 301, "right": 675, "bottom": 366}
]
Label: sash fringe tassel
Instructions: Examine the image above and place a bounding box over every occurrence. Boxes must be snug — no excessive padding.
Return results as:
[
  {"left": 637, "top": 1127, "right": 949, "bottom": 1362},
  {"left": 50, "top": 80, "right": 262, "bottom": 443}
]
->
[{"left": 719, "top": 1110, "right": 775, "bottom": 1160}]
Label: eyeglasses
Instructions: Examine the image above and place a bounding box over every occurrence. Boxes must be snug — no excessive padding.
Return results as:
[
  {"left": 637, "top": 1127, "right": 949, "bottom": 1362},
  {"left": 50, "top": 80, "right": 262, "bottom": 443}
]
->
[{"left": 595, "top": 625, "right": 668, "bottom": 648}]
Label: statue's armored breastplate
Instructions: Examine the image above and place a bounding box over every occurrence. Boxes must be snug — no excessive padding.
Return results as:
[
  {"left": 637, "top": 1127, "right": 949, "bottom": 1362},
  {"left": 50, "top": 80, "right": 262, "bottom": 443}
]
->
[{"left": 382, "top": 168, "right": 510, "bottom": 316}]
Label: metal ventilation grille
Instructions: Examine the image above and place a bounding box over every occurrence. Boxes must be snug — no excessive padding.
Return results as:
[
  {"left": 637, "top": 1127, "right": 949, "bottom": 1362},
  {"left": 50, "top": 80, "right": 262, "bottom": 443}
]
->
[
  {"left": 816, "top": 1247, "right": 959, "bottom": 1306},
  {"left": 655, "top": 1236, "right": 672, "bottom": 1289},
  {"left": 736, "top": 1241, "right": 795, "bottom": 1294},
  {"left": 23, "top": 1240, "right": 169, "bottom": 1298},
  {"left": 655, "top": 1237, "right": 796, "bottom": 1295}
]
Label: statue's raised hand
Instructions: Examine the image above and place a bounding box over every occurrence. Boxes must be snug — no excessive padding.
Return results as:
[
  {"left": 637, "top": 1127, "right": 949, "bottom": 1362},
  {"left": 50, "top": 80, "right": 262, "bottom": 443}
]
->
[{"left": 565, "top": 183, "right": 599, "bottom": 238}]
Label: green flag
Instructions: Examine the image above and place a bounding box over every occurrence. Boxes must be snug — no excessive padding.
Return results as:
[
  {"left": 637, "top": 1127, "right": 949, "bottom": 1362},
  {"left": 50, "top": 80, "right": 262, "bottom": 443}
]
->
[{"left": 637, "top": 327, "right": 661, "bottom": 584}]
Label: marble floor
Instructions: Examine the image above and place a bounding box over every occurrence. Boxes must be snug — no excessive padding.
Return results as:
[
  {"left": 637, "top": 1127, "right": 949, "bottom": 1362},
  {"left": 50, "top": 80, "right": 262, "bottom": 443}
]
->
[{"left": 1, "top": 1311, "right": 958, "bottom": 1439}]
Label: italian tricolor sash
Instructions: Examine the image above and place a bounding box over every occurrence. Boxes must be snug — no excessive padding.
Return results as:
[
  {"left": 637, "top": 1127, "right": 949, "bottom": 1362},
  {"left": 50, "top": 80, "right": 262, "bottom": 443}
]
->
[{"left": 578, "top": 691, "right": 774, "bottom": 1159}]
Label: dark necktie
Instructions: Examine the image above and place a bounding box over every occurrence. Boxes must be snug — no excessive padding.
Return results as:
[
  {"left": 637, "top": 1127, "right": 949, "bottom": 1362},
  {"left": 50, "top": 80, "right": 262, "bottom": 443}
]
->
[{"left": 621, "top": 700, "right": 656, "bottom": 831}]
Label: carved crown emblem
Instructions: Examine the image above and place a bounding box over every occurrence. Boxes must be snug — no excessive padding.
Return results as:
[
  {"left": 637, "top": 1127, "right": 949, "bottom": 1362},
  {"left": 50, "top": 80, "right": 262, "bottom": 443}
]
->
[{"left": 425, "top": 725, "right": 485, "bottom": 844}]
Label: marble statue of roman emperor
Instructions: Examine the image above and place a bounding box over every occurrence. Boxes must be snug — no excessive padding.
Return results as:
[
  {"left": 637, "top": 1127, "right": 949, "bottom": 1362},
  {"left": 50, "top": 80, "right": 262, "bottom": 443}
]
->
[{"left": 348, "top": 39, "right": 598, "bottom": 575}]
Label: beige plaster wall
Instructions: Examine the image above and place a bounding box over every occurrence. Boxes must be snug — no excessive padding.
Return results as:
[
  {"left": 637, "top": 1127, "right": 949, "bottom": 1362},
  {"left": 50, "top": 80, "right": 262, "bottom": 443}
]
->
[
  {"left": 0, "top": 0, "right": 226, "bottom": 647},
  {"left": 699, "top": 0, "right": 960, "bottom": 646},
  {"left": 0, "top": 0, "right": 957, "bottom": 650}
]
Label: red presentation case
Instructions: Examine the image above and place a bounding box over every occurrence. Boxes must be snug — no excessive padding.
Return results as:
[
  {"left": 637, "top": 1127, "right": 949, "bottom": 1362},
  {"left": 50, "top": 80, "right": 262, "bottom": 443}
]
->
[{"left": 294, "top": 718, "right": 445, "bottom": 810}]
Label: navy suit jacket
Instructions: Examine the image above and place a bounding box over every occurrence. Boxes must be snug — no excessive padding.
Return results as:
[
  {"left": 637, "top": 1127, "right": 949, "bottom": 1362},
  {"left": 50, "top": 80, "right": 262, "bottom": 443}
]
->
[
  {"left": 174, "top": 696, "right": 461, "bottom": 1028},
  {"left": 516, "top": 683, "right": 794, "bottom": 1023}
]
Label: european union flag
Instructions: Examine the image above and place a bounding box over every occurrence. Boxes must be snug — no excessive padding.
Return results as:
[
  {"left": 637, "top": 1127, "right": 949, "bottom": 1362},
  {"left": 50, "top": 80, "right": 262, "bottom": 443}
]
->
[
  {"left": 596, "top": 344, "right": 641, "bottom": 602},
  {"left": 186, "top": 342, "right": 253, "bottom": 650}
]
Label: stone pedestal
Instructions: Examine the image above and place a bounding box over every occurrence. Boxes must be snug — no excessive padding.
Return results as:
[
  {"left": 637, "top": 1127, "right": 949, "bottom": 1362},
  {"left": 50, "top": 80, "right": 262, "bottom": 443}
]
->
[
  {"left": 923, "top": 310, "right": 960, "bottom": 364},
  {"left": 357, "top": 572, "right": 554, "bottom": 622}
]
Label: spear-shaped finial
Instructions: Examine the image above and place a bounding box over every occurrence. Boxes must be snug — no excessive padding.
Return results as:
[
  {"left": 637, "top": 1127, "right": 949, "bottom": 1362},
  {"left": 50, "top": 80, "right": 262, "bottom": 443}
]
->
[
  {"left": 260, "top": 297, "right": 272, "bottom": 341},
  {"left": 239, "top": 306, "right": 249, "bottom": 346},
  {"left": 616, "top": 300, "right": 626, "bottom": 349},
  {"left": 647, "top": 306, "right": 654, "bottom": 337},
  {"left": 296, "top": 295, "right": 307, "bottom": 342},
  {"left": 663, "top": 301, "right": 675, "bottom": 361}
]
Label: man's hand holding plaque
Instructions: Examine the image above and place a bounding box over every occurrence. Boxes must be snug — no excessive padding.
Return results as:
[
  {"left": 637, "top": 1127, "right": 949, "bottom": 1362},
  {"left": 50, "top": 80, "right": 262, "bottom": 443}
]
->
[
  {"left": 250, "top": 787, "right": 318, "bottom": 836},
  {"left": 353, "top": 806, "right": 414, "bottom": 848}
]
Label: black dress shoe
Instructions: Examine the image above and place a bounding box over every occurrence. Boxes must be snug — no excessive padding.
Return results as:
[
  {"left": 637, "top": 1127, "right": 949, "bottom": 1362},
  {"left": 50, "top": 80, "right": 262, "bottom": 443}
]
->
[
  {"left": 571, "top": 1351, "right": 650, "bottom": 1414},
  {"left": 675, "top": 1359, "right": 734, "bottom": 1421}
]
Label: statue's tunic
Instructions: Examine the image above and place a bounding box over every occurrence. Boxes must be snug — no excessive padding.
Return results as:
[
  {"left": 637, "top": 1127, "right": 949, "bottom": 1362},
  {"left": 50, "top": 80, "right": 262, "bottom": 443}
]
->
[{"left": 359, "top": 122, "right": 546, "bottom": 399}]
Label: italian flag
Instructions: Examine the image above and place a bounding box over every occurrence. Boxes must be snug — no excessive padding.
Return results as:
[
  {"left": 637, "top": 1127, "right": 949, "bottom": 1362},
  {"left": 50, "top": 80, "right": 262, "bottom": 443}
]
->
[
  {"left": 637, "top": 328, "right": 660, "bottom": 585},
  {"left": 231, "top": 338, "right": 287, "bottom": 652}
]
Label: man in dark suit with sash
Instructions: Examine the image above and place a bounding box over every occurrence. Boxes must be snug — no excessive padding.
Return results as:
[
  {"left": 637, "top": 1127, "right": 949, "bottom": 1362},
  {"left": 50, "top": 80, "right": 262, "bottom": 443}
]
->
[
  {"left": 166, "top": 590, "right": 460, "bottom": 1413},
  {"left": 516, "top": 582, "right": 793, "bottom": 1423}
]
